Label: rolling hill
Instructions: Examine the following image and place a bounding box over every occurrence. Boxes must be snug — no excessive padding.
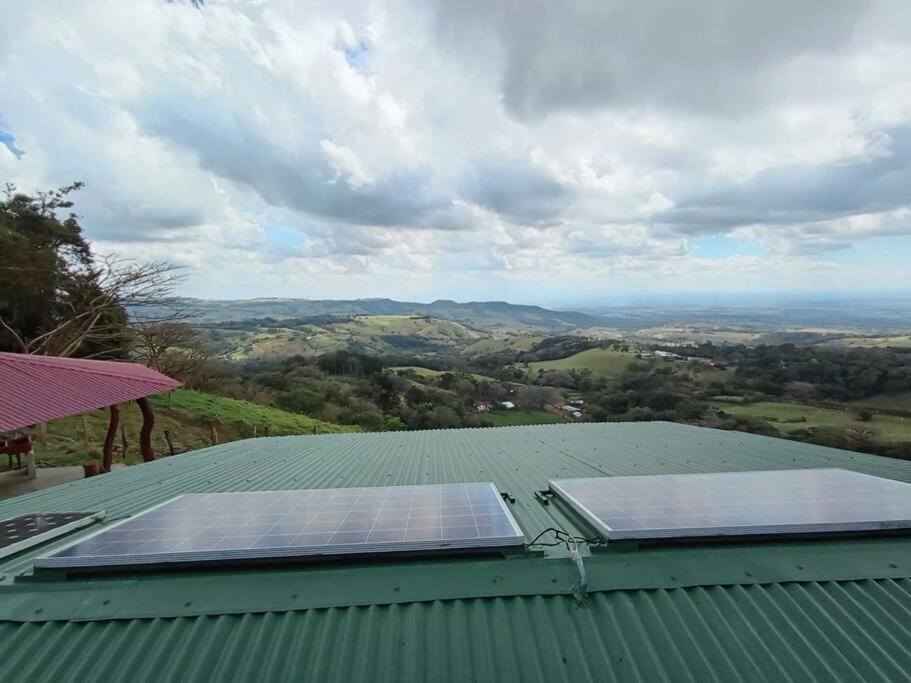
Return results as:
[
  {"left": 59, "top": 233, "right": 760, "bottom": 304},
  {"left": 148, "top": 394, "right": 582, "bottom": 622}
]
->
[
  {"left": 205, "top": 315, "right": 488, "bottom": 359},
  {"left": 159, "top": 297, "right": 602, "bottom": 332},
  {"left": 521, "top": 347, "right": 637, "bottom": 378}
]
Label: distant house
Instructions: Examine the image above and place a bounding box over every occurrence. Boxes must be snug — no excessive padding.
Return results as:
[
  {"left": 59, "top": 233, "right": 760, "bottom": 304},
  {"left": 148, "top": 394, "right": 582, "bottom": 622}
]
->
[
  {"left": 474, "top": 401, "right": 493, "bottom": 413},
  {"left": 568, "top": 399, "right": 584, "bottom": 406},
  {"left": 499, "top": 401, "right": 516, "bottom": 410},
  {"left": 560, "top": 405, "right": 583, "bottom": 418}
]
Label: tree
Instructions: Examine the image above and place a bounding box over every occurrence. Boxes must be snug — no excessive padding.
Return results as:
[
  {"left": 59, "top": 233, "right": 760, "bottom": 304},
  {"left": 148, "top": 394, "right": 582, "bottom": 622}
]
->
[
  {"left": 276, "top": 389, "right": 324, "bottom": 415},
  {"left": 1, "top": 182, "right": 94, "bottom": 353},
  {"left": 383, "top": 415, "right": 407, "bottom": 431},
  {"left": 425, "top": 405, "right": 460, "bottom": 428},
  {"left": 1, "top": 183, "right": 187, "bottom": 358},
  {"left": 539, "top": 370, "right": 575, "bottom": 387},
  {"left": 130, "top": 321, "right": 213, "bottom": 384},
  {"left": 515, "top": 385, "right": 559, "bottom": 410}
]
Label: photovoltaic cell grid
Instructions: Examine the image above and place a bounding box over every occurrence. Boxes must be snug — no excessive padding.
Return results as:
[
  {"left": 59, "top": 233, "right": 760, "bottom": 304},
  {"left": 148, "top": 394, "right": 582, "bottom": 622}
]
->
[
  {"left": 550, "top": 468, "right": 911, "bottom": 541},
  {"left": 36, "top": 482, "right": 524, "bottom": 569},
  {"left": 0, "top": 512, "right": 104, "bottom": 560}
]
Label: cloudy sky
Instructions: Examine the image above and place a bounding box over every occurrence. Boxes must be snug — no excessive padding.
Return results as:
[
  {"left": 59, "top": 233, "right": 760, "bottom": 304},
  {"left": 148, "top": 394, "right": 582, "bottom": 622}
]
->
[{"left": 2, "top": 0, "right": 911, "bottom": 305}]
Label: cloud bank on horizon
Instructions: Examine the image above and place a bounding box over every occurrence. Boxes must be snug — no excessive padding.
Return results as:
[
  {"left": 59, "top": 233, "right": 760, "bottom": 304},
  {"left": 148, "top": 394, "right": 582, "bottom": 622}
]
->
[{"left": 2, "top": 0, "right": 910, "bottom": 304}]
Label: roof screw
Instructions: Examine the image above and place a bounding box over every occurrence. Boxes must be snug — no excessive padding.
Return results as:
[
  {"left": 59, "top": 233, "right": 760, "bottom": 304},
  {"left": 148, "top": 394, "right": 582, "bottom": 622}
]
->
[
  {"left": 34, "top": 608, "right": 43, "bottom": 614},
  {"left": 889, "top": 563, "right": 899, "bottom": 569},
  {"left": 102, "top": 599, "right": 110, "bottom": 605},
  {"left": 184, "top": 601, "right": 192, "bottom": 607}
]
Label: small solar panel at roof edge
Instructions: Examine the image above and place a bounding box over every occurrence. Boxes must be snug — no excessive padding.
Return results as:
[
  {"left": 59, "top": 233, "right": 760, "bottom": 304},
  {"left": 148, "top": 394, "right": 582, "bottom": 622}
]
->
[
  {"left": 550, "top": 468, "right": 911, "bottom": 541},
  {"left": 0, "top": 512, "right": 105, "bottom": 560},
  {"left": 35, "top": 482, "right": 525, "bottom": 571}
]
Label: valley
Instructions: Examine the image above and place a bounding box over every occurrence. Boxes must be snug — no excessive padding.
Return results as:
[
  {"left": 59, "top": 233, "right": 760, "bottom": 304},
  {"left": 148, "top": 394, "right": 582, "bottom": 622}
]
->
[{"left": 24, "top": 295, "right": 911, "bottom": 468}]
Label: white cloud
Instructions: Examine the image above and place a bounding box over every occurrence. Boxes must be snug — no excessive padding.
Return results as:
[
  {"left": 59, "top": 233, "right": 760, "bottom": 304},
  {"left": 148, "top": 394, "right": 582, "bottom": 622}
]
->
[
  {"left": 1, "top": 0, "right": 910, "bottom": 302},
  {"left": 320, "top": 139, "right": 375, "bottom": 188}
]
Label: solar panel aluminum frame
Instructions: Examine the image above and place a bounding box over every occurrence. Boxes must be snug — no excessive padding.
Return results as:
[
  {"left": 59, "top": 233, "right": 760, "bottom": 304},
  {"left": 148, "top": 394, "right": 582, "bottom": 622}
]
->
[
  {"left": 35, "top": 483, "right": 525, "bottom": 570},
  {"left": 549, "top": 469, "right": 911, "bottom": 542},
  {"left": 0, "top": 511, "right": 106, "bottom": 560}
]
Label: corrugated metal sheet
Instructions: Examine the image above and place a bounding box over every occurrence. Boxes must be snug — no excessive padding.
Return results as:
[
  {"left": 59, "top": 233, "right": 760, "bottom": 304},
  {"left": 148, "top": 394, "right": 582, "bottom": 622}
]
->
[
  {"left": 2, "top": 580, "right": 911, "bottom": 682},
  {"left": 1, "top": 423, "right": 911, "bottom": 680},
  {"left": 0, "top": 352, "right": 182, "bottom": 431}
]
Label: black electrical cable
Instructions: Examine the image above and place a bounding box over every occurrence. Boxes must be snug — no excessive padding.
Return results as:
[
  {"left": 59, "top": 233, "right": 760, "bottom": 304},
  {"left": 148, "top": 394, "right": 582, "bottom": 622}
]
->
[
  {"left": 527, "top": 527, "right": 607, "bottom": 549},
  {"left": 526, "top": 527, "right": 569, "bottom": 547}
]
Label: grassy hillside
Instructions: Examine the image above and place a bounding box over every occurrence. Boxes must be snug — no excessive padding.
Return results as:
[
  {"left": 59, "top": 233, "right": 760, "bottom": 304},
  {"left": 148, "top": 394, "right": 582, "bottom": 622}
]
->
[
  {"left": 209, "top": 315, "right": 486, "bottom": 360},
  {"left": 522, "top": 347, "right": 636, "bottom": 378},
  {"left": 19, "top": 390, "right": 355, "bottom": 470},
  {"left": 148, "top": 390, "right": 355, "bottom": 434},
  {"left": 392, "top": 366, "right": 495, "bottom": 382},
  {"left": 824, "top": 335, "right": 911, "bottom": 349},
  {"left": 463, "top": 334, "right": 547, "bottom": 355},
  {"left": 849, "top": 393, "right": 911, "bottom": 414},
  {"left": 711, "top": 401, "right": 911, "bottom": 443}
]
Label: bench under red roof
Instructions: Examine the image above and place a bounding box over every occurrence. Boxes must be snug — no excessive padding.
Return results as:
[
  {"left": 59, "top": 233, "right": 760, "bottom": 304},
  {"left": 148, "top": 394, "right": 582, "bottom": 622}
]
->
[{"left": 0, "top": 352, "right": 182, "bottom": 432}]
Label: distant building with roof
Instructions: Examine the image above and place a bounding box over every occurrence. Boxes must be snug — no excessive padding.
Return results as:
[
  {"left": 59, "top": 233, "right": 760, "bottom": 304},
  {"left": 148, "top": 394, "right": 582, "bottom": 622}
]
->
[{"left": 0, "top": 422, "right": 910, "bottom": 680}]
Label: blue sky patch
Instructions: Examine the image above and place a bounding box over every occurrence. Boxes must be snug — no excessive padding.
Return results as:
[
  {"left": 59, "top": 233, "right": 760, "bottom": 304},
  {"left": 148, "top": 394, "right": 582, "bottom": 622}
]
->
[
  {"left": 0, "top": 128, "right": 24, "bottom": 159},
  {"left": 691, "top": 234, "right": 761, "bottom": 258},
  {"left": 263, "top": 224, "right": 303, "bottom": 246},
  {"left": 343, "top": 41, "right": 371, "bottom": 72}
]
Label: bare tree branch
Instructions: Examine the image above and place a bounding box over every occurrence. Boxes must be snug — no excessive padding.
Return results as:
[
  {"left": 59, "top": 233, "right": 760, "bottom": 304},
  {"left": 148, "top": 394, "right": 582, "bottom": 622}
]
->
[{"left": 8, "top": 254, "right": 191, "bottom": 358}]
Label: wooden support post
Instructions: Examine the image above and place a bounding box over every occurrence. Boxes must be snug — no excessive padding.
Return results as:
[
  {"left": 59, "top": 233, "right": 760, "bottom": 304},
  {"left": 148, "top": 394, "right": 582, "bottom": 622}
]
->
[
  {"left": 120, "top": 424, "right": 129, "bottom": 461},
  {"left": 136, "top": 397, "right": 155, "bottom": 462},
  {"left": 25, "top": 444, "right": 35, "bottom": 480},
  {"left": 81, "top": 414, "right": 90, "bottom": 454},
  {"left": 210, "top": 424, "right": 219, "bottom": 445},
  {"left": 164, "top": 429, "right": 176, "bottom": 456},
  {"left": 102, "top": 404, "right": 120, "bottom": 473}
]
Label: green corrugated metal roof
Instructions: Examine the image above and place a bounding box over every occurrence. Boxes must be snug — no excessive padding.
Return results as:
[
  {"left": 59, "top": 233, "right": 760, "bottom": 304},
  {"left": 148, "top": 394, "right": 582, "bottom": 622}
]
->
[{"left": 2, "top": 422, "right": 911, "bottom": 681}]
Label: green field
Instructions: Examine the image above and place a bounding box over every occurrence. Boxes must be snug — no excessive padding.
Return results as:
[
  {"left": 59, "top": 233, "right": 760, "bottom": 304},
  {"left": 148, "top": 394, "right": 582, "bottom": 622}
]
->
[
  {"left": 522, "top": 348, "right": 636, "bottom": 377},
  {"left": 711, "top": 400, "right": 911, "bottom": 442},
  {"left": 824, "top": 335, "right": 911, "bottom": 349},
  {"left": 848, "top": 393, "right": 911, "bottom": 414},
  {"left": 482, "top": 409, "right": 567, "bottom": 427},
  {"left": 392, "top": 366, "right": 495, "bottom": 382},
  {"left": 463, "top": 335, "right": 546, "bottom": 355},
  {"left": 149, "top": 390, "right": 355, "bottom": 434}
]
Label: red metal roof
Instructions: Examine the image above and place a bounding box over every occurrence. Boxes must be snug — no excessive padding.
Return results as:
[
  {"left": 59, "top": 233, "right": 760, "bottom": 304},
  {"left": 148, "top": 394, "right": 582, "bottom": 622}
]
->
[{"left": 0, "top": 352, "right": 182, "bottom": 432}]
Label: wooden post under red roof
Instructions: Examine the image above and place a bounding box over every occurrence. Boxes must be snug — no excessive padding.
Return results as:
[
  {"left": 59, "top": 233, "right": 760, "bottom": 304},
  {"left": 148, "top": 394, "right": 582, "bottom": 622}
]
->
[
  {"left": 102, "top": 405, "right": 119, "bottom": 473},
  {"left": 136, "top": 397, "right": 155, "bottom": 462}
]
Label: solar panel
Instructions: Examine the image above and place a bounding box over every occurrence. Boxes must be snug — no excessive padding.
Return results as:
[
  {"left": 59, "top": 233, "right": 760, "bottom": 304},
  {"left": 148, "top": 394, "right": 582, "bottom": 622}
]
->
[
  {"left": 0, "top": 512, "right": 105, "bottom": 560},
  {"left": 36, "top": 482, "right": 524, "bottom": 570},
  {"left": 550, "top": 468, "right": 911, "bottom": 541}
]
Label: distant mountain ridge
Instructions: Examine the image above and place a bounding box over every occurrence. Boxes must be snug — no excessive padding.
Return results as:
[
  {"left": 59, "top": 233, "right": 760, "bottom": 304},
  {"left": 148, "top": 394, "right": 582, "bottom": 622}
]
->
[{"left": 171, "top": 297, "right": 601, "bottom": 332}]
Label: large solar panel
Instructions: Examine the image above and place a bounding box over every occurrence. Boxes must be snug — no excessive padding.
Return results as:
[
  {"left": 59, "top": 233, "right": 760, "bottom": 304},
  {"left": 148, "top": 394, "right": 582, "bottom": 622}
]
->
[
  {"left": 36, "top": 482, "right": 524, "bottom": 570},
  {"left": 550, "top": 468, "right": 911, "bottom": 541},
  {"left": 0, "top": 511, "right": 105, "bottom": 560}
]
